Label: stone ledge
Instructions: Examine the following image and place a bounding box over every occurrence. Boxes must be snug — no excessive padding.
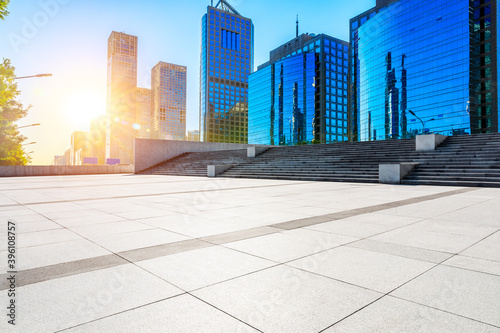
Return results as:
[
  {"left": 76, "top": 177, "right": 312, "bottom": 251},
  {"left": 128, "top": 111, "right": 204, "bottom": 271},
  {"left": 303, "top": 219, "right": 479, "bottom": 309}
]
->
[
  {"left": 207, "top": 164, "right": 235, "bottom": 177},
  {"left": 379, "top": 163, "right": 419, "bottom": 184},
  {"left": 247, "top": 146, "right": 268, "bottom": 158},
  {"left": 416, "top": 134, "right": 447, "bottom": 151}
]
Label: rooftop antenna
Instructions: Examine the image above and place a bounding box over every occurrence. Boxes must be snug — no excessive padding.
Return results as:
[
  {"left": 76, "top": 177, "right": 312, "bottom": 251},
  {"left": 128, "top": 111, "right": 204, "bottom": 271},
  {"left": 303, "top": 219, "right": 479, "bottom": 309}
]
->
[{"left": 296, "top": 15, "right": 299, "bottom": 38}]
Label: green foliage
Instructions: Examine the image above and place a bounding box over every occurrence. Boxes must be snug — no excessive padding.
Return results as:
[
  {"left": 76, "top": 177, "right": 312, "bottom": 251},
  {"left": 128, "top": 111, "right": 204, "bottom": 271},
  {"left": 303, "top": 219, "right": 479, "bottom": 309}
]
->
[
  {"left": 0, "top": 58, "right": 31, "bottom": 166},
  {"left": 0, "top": 0, "right": 9, "bottom": 20}
]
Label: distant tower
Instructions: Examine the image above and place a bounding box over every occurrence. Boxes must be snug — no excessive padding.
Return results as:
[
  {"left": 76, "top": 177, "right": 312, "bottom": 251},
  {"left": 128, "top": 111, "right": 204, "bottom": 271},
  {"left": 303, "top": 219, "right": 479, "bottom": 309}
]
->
[
  {"left": 151, "top": 62, "right": 187, "bottom": 141},
  {"left": 199, "top": 0, "right": 254, "bottom": 143},
  {"left": 135, "top": 87, "right": 152, "bottom": 139},
  {"left": 106, "top": 31, "right": 138, "bottom": 165}
]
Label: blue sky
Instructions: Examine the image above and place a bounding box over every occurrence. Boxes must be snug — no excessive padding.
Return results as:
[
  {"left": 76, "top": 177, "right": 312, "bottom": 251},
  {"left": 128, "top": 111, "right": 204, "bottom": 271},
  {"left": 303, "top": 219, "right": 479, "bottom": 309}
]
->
[{"left": 0, "top": 0, "right": 375, "bottom": 164}]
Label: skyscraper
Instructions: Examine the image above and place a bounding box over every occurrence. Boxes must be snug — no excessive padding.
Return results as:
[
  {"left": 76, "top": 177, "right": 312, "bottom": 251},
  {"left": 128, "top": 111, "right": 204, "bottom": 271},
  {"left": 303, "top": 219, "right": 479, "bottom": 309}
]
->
[
  {"left": 71, "top": 131, "right": 91, "bottom": 166},
  {"left": 249, "top": 33, "right": 349, "bottom": 145},
  {"left": 90, "top": 115, "right": 107, "bottom": 164},
  {"left": 200, "top": 0, "right": 254, "bottom": 143},
  {"left": 151, "top": 62, "right": 187, "bottom": 141},
  {"left": 135, "top": 87, "right": 152, "bottom": 139},
  {"left": 349, "top": 0, "right": 499, "bottom": 142},
  {"left": 106, "top": 31, "right": 138, "bottom": 164}
]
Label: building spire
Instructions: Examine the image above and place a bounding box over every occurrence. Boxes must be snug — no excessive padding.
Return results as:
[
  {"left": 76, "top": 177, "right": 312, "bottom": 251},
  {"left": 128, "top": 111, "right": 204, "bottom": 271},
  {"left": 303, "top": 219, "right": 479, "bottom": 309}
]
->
[
  {"left": 296, "top": 15, "right": 299, "bottom": 38},
  {"left": 215, "top": 0, "right": 241, "bottom": 16}
]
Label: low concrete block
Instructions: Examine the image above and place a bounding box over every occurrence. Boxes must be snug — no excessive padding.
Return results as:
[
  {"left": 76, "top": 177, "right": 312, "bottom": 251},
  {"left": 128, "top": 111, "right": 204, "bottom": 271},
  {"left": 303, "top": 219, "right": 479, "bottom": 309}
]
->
[
  {"left": 247, "top": 146, "right": 268, "bottom": 158},
  {"left": 416, "top": 134, "right": 447, "bottom": 151},
  {"left": 379, "top": 163, "right": 419, "bottom": 184},
  {"left": 207, "top": 165, "right": 234, "bottom": 177}
]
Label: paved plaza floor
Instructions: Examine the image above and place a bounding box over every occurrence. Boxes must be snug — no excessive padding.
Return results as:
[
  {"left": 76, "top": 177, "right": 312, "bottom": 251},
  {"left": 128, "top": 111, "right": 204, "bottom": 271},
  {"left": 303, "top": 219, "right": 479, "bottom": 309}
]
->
[{"left": 0, "top": 174, "right": 500, "bottom": 332}]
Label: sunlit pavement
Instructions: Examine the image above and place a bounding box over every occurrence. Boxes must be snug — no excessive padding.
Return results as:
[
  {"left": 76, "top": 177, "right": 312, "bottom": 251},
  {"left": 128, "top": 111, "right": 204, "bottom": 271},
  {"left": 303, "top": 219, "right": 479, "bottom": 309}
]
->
[{"left": 1, "top": 174, "right": 500, "bottom": 332}]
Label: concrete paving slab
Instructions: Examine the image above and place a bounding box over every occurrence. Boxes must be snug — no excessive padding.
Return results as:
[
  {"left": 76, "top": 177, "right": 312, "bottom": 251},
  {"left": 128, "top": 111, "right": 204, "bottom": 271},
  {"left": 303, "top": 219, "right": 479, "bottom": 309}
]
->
[
  {"left": 392, "top": 265, "right": 500, "bottom": 327},
  {"left": 224, "top": 231, "right": 355, "bottom": 263},
  {"left": 370, "top": 227, "right": 482, "bottom": 254},
  {"left": 137, "top": 246, "right": 275, "bottom": 291},
  {"left": 54, "top": 214, "right": 127, "bottom": 228},
  {"left": 444, "top": 255, "right": 500, "bottom": 276},
  {"left": 305, "top": 219, "right": 398, "bottom": 238},
  {"left": 324, "top": 296, "right": 500, "bottom": 333},
  {"left": 69, "top": 221, "right": 155, "bottom": 239},
  {"left": 193, "top": 265, "right": 383, "bottom": 333},
  {"left": 460, "top": 231, "right": 500, "bottom": 262},
  {"left": 346, "top": 239, "right": 453, "bottom": 264},
  {"left": 288, "top": 246, "right": 434, "bottom": 293},
  {"left": 15, "top": 228, "right": 81, "bottom": 248},
  {"left": 62, "top": 294, "right": 259, "bottom": 333},
  {"left": 0, "top": 264, "right": 183, "bottom": 333},
  {"left": 91, "top": 228, "right": 189, "bottom": 253},
  {"left": 14, "top": 239, "right": 112, "bottom": 270}
]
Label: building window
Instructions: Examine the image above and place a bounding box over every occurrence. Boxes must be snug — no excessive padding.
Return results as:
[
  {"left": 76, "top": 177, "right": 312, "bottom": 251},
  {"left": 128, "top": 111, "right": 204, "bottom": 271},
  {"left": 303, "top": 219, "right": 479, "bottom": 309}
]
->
[{"left": 221, "top": 29, "right": 240, "bottom": 51}]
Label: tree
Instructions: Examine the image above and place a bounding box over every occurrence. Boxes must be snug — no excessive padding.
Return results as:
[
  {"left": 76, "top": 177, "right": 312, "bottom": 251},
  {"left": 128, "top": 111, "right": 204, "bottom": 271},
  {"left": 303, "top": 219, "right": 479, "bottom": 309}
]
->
[
  {"left": 0, "top": 59, "right": 31, "bottom": 165},
  {"left": 0, "top": 0, "right": 9, "bottom": 20}
]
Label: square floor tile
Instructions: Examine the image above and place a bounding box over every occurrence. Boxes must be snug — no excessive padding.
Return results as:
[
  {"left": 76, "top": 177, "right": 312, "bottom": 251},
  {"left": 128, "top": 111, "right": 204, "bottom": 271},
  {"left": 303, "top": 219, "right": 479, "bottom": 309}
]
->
[
  {"left": 288, "top": 246, "right": 434, "bottom": 293},
  {"left": 193, "top": 265, "right": 382, "bottom": 333},
  {"left": 391, "top": 265, "right": 500, "bottom": 327},
  {"left": 3, "top": 264, "right": 183, "bottom": 332},
  {"left": 323, "top": 296, "right": 500, "bottom": 333},
  {"left": 137, "top": 246, "right": 275, "bottom": 291},
  {"left": 224, "top": 231, "right": 355, "bottom": 263}
]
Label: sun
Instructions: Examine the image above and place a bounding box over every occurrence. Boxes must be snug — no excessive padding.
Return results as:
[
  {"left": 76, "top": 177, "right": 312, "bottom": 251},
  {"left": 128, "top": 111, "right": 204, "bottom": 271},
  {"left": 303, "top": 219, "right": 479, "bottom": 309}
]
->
[{"left": 63, "top": 90, "right": 106, "bottom": 130}]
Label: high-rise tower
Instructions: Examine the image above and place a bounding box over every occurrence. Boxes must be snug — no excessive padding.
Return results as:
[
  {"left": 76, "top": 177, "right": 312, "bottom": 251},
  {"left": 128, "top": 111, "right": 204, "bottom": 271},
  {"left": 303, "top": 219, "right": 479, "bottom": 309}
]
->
[
  {"left": 349, "top": 0, "right": 499, "bottom": 141},
  {"left": 200, "top": 0, "right": 254, "bottom": 143},
  {"left": 106, "top": 31, "right": 138, "bottom": 164},
  {"left": 151, "top": 62, "right": 187, "bottom": 141}
]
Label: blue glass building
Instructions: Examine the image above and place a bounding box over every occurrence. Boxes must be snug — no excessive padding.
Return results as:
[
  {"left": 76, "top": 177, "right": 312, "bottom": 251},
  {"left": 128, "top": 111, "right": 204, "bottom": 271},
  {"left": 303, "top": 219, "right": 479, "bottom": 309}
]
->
[
  {"left": 349, "top": 0, "right": 499, "bottom": 141},
  {"left": 199, "top": 0, "right": 254, "bottom": 143},
  {"left": 249, "top": 33, "right": 349, "bottom": 145}
]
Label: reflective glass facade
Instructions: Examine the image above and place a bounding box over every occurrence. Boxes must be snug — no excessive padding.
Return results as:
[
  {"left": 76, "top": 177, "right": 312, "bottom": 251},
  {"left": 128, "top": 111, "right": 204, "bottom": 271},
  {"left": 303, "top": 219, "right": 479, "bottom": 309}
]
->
[
  {"left": 249, "top": 34, "right": 349, "bottom": 145},
  {"left": 199, "top": 1, "right": 254, "bottom": 143},
  {"left": 349, "top": 0, "right": 499, "bottom": 141}
]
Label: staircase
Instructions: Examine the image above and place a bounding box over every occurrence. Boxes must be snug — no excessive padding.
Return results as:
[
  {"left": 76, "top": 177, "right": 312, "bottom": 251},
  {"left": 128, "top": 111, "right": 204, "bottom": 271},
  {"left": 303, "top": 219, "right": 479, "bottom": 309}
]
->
[
  {"left": 402, "top": 133, "right": 500, "bottom": 187},
  {"left": 139, "top": 133, "right": 500, "bottom": 187},
  {"left": 140, "top": 149, "right": 251, "bottom": 177},
  {"left": 222, "top": 139, "right": 424, "bottom": 183}
]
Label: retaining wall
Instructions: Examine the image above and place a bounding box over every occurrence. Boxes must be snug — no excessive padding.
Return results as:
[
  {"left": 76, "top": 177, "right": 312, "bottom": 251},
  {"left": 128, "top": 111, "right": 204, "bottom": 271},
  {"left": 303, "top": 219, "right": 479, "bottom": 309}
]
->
[
  {"left": 0, "top": 165, "right": 134, "bottom": 177},
  {"left": 135, "top": 139, "right": 266, "bottom": 173}
]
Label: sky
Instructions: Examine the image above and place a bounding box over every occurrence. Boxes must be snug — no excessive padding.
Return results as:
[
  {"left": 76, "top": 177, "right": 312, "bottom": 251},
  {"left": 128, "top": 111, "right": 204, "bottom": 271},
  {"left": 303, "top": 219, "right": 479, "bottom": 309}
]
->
[{"left": 0, "top": 0, "right": 375, "bottom": 165}]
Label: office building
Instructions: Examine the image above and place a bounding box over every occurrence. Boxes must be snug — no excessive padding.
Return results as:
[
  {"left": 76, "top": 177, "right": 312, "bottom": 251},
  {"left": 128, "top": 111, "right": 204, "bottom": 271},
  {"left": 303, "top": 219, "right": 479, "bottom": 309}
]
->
[
  {"left": 249, "top": 33, "right": 349, "bottom": 145},
  {"left": 106, "top": 31, "right": 138, "bottom": 164},
  {"left": 187, "top": 130, "right": 200, "bottom": 141},
  {"left": 200, "top": 0, "right": 254, "bottom": 143},
  {"left": 151, "top": 62, "right": 187, "bottom": 141},
  {"left": 53, "top": 156, "right": 65, "bottom": 166},
  {"left": 349, "top": 0, "right": 498, "bottom": 142},
  {"left": 64, "top": 149, "right": 71, "bottom": 166},
  {"left": 90, "top": 115, "right": 107, "bottom": 164},
  {"left": 135, "top": 87, "right": 152, "bottom": 139},
  {"left": 71, "top": 131, "right": 91, "bottom": 166}
]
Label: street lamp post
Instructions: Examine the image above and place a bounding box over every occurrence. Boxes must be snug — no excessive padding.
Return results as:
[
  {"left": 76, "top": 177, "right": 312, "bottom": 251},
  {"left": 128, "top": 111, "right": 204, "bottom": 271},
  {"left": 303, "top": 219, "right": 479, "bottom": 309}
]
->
[
  {"left": 408, "top": 110, "right": 426, "bottom": 133},
  {"left": 13, "top": 74, "right": 52, "bottom": 80},
  {"left": 18, "top": 123, "right": 41, "bottom": 129}
]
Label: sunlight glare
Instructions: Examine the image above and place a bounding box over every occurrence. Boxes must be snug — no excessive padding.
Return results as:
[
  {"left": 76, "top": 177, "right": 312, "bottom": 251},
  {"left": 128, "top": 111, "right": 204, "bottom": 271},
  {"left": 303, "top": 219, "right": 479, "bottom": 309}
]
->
[{"left": 63, "top": 90, "right": 106, "bottom": 130}]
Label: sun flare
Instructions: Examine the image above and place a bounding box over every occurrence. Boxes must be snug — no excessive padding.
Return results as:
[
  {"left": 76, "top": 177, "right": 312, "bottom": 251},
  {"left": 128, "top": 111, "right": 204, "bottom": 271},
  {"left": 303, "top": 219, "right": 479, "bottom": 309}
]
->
[{"left": 63, "top": 90, "right": 106, "bottom": 129}]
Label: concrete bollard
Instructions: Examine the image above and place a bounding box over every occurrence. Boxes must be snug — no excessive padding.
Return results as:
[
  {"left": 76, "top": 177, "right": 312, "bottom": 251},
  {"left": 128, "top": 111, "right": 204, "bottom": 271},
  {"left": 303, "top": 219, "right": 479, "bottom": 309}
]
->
[
  {"left": 379, "top": 163, "right": 419, "bottom": 184},
  {"left": 416, "top": 134, "right": 447, "bottom": 151}
]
